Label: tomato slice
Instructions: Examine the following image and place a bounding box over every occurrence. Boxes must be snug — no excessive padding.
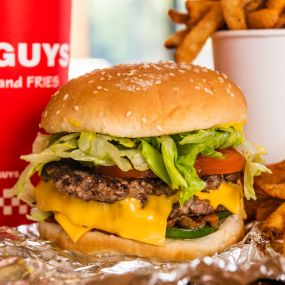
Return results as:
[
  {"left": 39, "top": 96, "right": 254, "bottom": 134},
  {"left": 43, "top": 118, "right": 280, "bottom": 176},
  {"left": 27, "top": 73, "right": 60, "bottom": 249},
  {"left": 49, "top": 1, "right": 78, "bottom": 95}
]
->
[
  {"left": 194, "top": 148, "right": 245, "bottom": 176},
  {"left": 95, "top": 166, "right": 157, "bottom": 179},
  {"left": 96, "top": 148, "right": 245, "bottom": 179}
]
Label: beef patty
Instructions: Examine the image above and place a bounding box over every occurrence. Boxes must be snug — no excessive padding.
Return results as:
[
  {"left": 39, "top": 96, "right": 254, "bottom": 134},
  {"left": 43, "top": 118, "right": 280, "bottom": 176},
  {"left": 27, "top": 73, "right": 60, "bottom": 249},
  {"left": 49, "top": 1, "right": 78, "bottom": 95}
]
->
[{"left": 42, "top": 159, "right": 241, "bottom": 229}]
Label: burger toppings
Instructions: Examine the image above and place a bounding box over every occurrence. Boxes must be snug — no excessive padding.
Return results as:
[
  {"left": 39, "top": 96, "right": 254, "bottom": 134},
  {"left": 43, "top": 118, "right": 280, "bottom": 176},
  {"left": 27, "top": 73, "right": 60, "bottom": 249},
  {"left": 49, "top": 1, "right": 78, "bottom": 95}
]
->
[
  {"left": 12, "top": 124, "right": 269, "bottom": 245},
  {"left": 166, "top": 211, "right": 232, "bottom": 239},
  {"left": 13, "top": 125, "right": 266, "bottom": 204}
]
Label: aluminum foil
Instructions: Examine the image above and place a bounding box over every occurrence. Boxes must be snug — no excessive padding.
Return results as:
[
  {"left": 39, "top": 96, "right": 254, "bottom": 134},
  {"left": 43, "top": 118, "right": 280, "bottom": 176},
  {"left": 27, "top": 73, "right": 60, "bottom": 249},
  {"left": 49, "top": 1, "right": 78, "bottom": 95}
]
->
[{"left": 0, "top": 223, "right": 284, "bottom": 285}]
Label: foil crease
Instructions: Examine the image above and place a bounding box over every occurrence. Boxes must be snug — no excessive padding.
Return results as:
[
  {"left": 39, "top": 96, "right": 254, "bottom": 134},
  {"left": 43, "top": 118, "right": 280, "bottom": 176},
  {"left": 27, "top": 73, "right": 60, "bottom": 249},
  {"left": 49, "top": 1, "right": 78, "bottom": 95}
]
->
[{"left": 0, "top": 223, "right": 284, "bottom": 284}]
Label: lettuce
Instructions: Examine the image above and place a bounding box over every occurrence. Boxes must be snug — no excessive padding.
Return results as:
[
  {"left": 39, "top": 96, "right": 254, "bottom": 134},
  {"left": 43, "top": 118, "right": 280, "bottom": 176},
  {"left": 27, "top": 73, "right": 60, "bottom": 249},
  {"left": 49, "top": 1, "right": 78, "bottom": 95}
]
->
[
  {"left": 236, "top": 141, "right": 271, "bottom": 200},
  {"left": 27, "top": 208, "right": 51, "bottom": 222},
  {"left": 141, "top": 140, "right": 171, "bottom": 184},
  {"left": 12, "top": 126, "right": 269, "bottom": 206}
]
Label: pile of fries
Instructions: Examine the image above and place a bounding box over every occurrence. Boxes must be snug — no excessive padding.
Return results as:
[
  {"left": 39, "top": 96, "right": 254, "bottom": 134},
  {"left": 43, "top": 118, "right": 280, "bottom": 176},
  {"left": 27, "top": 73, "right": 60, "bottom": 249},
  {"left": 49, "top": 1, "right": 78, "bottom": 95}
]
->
[
  {"left": 165, "top": 0, "right": 285, "bottom": 62},
  {"left": 252, "top": 161, "right": 285, "bottom": 254}
]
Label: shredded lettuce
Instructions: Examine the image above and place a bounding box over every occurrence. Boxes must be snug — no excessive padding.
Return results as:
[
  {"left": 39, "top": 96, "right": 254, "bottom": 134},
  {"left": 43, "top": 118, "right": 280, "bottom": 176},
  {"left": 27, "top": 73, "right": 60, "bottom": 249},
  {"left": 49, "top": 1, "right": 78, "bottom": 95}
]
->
[
  {"left": 12, "top": 126, "right": 269, "bottom": 206},
  {"left": 27, "top": 208, "right": 51, "bottom": 222},
  {"left": 236, "top": 141, "right": 271, "bottom": 200}
]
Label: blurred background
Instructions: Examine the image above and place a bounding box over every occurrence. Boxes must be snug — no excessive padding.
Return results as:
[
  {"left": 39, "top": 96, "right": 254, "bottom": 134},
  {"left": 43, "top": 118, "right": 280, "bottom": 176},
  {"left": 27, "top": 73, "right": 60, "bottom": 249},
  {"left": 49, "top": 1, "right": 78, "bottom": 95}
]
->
[{"left": 70, "top": 0, "right": 212, "bottom": 78}]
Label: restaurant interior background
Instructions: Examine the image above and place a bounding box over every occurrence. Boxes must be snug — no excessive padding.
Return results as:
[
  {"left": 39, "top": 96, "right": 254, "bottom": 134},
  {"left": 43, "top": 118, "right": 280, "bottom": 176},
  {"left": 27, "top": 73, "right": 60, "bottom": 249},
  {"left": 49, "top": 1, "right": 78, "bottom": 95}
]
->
[{"left": 69, "top": 0, "right": 213, "bottom": 78}]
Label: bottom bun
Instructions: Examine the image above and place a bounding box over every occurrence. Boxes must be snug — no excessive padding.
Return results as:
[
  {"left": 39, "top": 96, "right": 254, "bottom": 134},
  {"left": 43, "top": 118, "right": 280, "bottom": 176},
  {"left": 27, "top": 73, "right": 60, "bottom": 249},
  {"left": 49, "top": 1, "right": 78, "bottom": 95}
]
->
[{"left": 39, "top": 214, "right": 244, "bottom": 261}]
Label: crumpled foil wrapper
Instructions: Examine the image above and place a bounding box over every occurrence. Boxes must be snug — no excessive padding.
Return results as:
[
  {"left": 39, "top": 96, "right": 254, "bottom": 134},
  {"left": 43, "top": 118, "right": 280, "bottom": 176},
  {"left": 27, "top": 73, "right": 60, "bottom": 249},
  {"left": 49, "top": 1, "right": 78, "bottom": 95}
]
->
[{"left": 0, "top": 223, "right": 285, "bottom": 284}]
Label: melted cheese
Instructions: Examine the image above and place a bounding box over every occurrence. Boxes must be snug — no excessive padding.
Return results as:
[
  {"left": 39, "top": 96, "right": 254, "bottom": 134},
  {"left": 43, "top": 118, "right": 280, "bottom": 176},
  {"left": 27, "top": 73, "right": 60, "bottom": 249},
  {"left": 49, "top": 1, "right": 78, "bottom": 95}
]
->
[
  {"left": 217, "top": 123, "right": 244, "bottom": 132},
  {"left": 54, "top": 213, "right": 92, "bottom": 242},
  {"left": 35, "top": 182, "right": 176, "bottom": 245},
  {"left": 195, "top": 182, "right": 244, "bottom": 217},
  {"left": 35, "top": 182, "right": 244, "bottom": 245}
]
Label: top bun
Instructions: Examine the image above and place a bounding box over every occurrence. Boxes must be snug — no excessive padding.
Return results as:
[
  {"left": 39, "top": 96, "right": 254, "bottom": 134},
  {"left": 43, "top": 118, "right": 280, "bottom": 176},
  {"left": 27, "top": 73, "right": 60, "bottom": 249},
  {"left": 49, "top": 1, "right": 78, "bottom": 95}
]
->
[{"left": 41, "top": 61, "right": 247, "bottom": 137}]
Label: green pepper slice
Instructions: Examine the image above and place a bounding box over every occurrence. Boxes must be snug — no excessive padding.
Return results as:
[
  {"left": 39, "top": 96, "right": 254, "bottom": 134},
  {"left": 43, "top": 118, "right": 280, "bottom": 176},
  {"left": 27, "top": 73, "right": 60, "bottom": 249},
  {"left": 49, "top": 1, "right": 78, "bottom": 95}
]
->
[{"left": 166, "top": 211, "right": 232, "bottom": 239}]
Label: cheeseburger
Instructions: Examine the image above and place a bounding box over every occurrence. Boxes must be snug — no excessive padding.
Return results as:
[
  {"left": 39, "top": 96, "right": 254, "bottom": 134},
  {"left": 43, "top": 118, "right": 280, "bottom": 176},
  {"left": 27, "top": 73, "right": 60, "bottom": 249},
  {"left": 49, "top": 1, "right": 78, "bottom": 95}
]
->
[{"left": 12, "top": 62, "right": 269, "bottom": 261}]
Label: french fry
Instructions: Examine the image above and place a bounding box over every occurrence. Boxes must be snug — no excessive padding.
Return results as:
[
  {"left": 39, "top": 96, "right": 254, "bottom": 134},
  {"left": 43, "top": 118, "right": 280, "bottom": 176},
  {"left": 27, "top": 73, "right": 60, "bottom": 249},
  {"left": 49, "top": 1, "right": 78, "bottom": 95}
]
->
[
  {"left": 244, "top": 0, "right": 266, "bottom": 13},
  {"left": 266, "top": 0, "right": 285, "bottom": 11},
  {"left": 256, "top": 198, "right": 283, "bottom": 221},
  {"left": 276, "top": 12, "right": 285, "bottom": 27},
  {"left": 175, "top": 3, "right": 224, "bottom": 63},
  {"left": 164, "top": 29, "right": 189, "bottom": 49},
  {"left": 255, "top": 160, "right": 285, "bottom": 186},
  {"left": 168, "top": 9, "right": 189, "bottom": 24},
  {"left": 221, "top": 0, "right": 247, "bottom": 29},
  {"left": 259, "top": 183, "right": 285, "bottom": 199},
  {"left": 247, "top": 8, "right": 280, "bottom": 28},
  {"left": 262, "top": 202, "right": 285, "bottom": 241},
  {"left": 185, "top": 1, "right": 214, "bottom": 27}
]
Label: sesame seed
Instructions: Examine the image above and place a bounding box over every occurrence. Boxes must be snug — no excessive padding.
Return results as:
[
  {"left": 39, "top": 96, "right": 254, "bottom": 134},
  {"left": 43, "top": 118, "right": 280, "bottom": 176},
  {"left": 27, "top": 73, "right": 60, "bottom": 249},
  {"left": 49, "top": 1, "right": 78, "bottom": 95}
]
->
[
  {"left": 101, "top": 71, "right": 105, "bottom": 75},
  {"left": 190, "top": 78, "right": 194, "bottom": 83},
  {"left": 53, "top": 90, "right": 60, "bottom": 97},
  {"left": 103, "top": 88, "right": 109, "bottom": 91},
  {"left": 155, "top": 80, "right": 162, "bottom": 85},
  {"left": 172, "top": 87, "right": 179, "bottom": 91},
  {"left": 205, "top": 87, "right": 213, "bottom": 95},
  {"left": 226, "top": 87, "right": 231, "bottom": 94},
  {"left": 88, "top": 80, "right": 94, "bottom": 84},
  {"left": 156, "top": 124, "right": 163, "bottom": 131},
  {"left": 195, "top": 86, "right": 201, "bottom": 90},
  {"left": 56, "top": 110, "right": 60, "bottom": 115},
  {"left": 230, "top": 92, "right": 235, "bottom": 97},
  {"left": 218, "top": 77, "right": 224, "bottom": 83},
  {"left": 97, "top": 86, "right": 103, "bottom": 90},
  {"left": 222, "top": 73, "right": 228, "bottom": 79},
  {"left": 201, "top": 68, "right": 208, "bottom": 73},
  {"left": 228, "top": 83, "right": 232, "bottom": 89},
  {"left": 100, "top": 77, "right": 105, "bottom": 81},
  {"left": 43, "top": 111, "right": 48, "bottom": 118},
  {"left": 73, "top": 105, "right": 79, "bottom": 111},
  {"left": 116, "top": 73, "right": 121, "bottom": 76},
  {"left": 136, "top": 87, "right": 141, "bottom": 91},
  {"left": 202, "top": 79, "right": 207, "bottom": 83},
  {"left": 178, "top": 69, "right": 186, "bottom": 73},
  {"left": 93, "top": 90, "right": 98, "bottom": 94},
  {"left": 126, "top": 111, "right": 132, "bottom": 117},
  {"left": 63, "top": 94, "right": 69, "bottom": 101},
  {"left": 169, "top": 73, "right": 175, "bottom": 76},
  {"left": 142, "top": 117, "right": 147, "bottom": 123}
]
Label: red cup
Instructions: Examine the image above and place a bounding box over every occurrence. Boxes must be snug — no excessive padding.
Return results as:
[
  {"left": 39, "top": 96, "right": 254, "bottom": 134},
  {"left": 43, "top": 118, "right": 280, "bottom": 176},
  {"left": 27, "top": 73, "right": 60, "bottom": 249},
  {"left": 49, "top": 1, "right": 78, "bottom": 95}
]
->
[{"left": 0, "top": 0, "right": 71, "bottom": 226}]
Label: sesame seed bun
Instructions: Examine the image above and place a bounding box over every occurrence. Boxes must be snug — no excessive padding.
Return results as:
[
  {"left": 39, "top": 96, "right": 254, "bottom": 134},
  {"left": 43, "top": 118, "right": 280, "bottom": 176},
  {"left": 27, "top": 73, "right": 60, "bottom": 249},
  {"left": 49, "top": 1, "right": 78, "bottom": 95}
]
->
[
  {"left": 39, "top": 214, "right": 244, "bottom": 262},
  {"left": 41, "top": 62, "right": 247, "bottom": 137}
]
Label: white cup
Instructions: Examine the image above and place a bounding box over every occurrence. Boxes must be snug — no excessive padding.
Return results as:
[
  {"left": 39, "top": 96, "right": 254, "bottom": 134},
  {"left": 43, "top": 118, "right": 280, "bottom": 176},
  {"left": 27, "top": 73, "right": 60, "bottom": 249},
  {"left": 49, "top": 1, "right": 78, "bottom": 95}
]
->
[{"left": 212, "top": 30, "right": 285, "bottom": 163}]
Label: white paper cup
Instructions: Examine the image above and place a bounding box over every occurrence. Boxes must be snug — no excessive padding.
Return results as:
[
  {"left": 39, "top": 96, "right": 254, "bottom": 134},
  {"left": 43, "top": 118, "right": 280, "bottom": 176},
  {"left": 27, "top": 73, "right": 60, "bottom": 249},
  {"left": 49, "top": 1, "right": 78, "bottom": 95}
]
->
[{"left": 212, "top": 29, "right": 285, "bottom": 163}]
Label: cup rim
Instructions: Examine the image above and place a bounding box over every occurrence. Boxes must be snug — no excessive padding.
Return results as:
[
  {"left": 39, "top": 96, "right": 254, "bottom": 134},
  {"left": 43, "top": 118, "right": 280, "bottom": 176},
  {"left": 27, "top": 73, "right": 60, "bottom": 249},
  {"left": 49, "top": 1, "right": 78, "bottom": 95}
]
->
[{"left": 213, "top": 29, "right": 285, "bottom": 39}]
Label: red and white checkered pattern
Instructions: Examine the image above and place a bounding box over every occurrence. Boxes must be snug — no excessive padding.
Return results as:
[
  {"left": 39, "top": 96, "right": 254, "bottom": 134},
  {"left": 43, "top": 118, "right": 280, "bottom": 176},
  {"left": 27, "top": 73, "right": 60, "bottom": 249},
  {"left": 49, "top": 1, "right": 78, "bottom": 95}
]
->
[{"left": 0, "top": 188, "right": 28, "bottom": 216}]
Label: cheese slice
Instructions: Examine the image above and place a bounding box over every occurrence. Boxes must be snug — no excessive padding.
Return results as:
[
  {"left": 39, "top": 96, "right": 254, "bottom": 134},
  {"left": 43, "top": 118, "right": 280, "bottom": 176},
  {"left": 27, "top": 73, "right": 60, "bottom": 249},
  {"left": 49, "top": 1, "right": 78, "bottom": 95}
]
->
[
  {"left": 35, "top": 181, "right": 244, "bottom": 245},
  {"left": 217, "top": 123, "right": 244, "bottom": 132},
  {"left": 35, "top": 182, "right": 176, "bottom": 245},
  {"left": 54, "top": 213, "right": 92, "bottom": 242},
  {"left": 195, "top": 182, "right": 242, "bottom": 215}
]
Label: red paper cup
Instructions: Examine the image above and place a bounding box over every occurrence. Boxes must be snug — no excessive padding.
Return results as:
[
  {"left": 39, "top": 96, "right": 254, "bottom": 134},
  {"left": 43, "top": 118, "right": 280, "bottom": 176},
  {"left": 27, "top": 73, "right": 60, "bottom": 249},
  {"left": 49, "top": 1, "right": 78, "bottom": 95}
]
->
[{"left": 0, "top": 0, "right": 71, "bottom": 226}]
